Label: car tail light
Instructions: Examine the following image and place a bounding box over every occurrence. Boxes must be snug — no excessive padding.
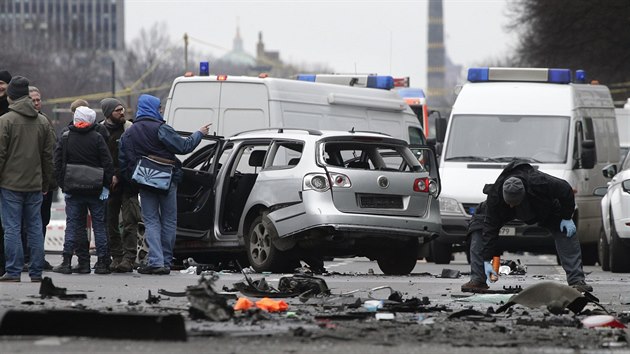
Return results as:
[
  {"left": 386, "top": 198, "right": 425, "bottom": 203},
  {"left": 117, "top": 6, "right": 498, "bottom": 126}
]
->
[
  {"left": 329, "top": 173, "right": 351, "bottom": 188},
  {"left": 303, "top": 174, "right": 330, "bottom": 192},
  {"left": 413, "top": 177, "right": 429, "bottom": 192}
]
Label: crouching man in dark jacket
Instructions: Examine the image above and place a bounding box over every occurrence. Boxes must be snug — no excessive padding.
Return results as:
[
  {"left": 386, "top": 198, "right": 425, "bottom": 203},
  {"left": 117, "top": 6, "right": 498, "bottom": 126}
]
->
[{"left": 461, "top": 160, "right": 592, "bottom": 293}]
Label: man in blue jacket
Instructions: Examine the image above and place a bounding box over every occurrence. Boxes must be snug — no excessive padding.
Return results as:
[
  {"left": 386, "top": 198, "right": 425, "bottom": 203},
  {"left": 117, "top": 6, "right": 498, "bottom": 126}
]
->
[{"left": 119, "top": 94, "right": 209, "bottom": 274}]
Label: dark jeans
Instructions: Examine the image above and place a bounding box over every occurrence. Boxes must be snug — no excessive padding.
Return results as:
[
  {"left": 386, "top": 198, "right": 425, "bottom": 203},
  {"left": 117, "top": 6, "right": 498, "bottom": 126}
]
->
[
  {"left": 1, "top": 188, "right": 44, "bottom": 277},
  {"left": 469, "top": 228, "right": 586, "bottom": 285},
  {"left": 107, "top": 190, "right": 140, "bottom": 261},
  {"left": 64, "top": 194, "right": 108, "bottom": 259},
  {"left": 21, "top": 190, "right": 54, "bottom": 263}
]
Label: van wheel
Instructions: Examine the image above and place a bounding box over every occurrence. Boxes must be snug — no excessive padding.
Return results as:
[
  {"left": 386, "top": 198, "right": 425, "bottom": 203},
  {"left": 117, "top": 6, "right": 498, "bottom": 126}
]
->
[
  {"left": 580, "top": 243, "right": 598, "bottom": 266},
  {"left": 598, "top": 228, "right": 610, "bottom": 271},
  {"left": 430, "top": 240, "right": 452, "bottom": 264},
  {"left": 609, "top": 219, "right": 630, "bottom": 273},
  {"left": 377, "top": 244, "right": 418, "bottom": 275},
  {"left": 245, "top": 215, "right": 286, "bottom": 273}
]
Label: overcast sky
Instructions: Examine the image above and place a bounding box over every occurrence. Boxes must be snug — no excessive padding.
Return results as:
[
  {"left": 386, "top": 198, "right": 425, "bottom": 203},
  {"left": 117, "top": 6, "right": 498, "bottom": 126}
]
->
[{"left": 125, "top": 0, "right": 517, "bottom": 89}]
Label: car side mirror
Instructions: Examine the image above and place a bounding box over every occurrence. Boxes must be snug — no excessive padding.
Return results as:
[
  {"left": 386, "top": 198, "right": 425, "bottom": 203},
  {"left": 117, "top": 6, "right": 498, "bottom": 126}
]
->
[
  {"left": 433, "top": 114, "right": 447, "bottom": 144},
  {"left": 602, "top": 163, "right": 617, "bottom": 179},
  {"left": 593, "top": 186, "right": 608, "bottom": 197}
]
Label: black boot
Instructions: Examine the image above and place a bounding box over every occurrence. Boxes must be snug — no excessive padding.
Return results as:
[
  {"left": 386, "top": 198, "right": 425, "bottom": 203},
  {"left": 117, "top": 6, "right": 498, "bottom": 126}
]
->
[
  {"left": 72, "top": 260, "right": 91, "bottom": 274},
  {"left": 52, "top": 255, "right": 72, "bottom": 274},
  {"left": 94, "top": 257, "right": 112, "bottom": 275}
]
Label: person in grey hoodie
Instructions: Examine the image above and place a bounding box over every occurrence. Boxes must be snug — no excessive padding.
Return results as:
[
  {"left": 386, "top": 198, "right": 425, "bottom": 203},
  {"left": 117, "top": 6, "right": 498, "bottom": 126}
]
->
[{"left": 0, "top": 76, "right": 55, "bottom": 283}]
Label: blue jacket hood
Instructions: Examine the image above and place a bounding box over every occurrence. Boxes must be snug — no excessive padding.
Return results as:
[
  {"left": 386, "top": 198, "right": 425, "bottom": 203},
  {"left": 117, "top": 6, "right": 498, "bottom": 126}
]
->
[{"left": 135, "top": 94, "right": 163, "bottom": 121}]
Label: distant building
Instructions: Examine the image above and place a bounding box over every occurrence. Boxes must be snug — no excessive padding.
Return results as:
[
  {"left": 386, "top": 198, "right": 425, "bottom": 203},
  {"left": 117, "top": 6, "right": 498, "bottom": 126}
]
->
[
  {"left": 218, "top": 25, "right": 257, "bottom": 67},
  {"left": 0, "top": 0, "right": 125, "bottom": 51}
]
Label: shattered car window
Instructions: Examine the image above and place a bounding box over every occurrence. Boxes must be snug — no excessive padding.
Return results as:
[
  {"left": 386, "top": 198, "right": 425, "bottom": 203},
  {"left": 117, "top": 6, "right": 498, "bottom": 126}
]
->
[
  {"left": 265, "top": 140, "right": 304, "bottom": 170},
  {"left": 321, "top": 141, "right": 423, "bottom": 172}
]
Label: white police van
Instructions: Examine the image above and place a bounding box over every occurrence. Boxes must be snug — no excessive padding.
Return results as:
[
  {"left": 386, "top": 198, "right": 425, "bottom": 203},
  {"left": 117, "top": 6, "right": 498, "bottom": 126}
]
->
[
  {"left": 163, "top": 66, "right": 426, "bottom": 146},
  {"left": 433, "top": 67, "right": 619, "bottom": 264}
]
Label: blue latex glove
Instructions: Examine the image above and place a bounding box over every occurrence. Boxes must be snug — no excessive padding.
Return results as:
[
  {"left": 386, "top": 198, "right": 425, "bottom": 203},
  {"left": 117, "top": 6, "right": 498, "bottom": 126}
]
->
[
  {"left": 484, "top": 261, "right": 498, "bottom": 283},
  {"left": 560, "top": 219, "right": 576, "bottom": 238},
  {"left": 99, "top": 187, "right": 109, "bottom": 201}
]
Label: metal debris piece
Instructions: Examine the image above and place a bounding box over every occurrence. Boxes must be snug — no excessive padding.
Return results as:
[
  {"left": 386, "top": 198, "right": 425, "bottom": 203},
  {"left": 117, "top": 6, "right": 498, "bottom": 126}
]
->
[
  {"left": 448, "top": 309, "right": 496, "bottom": 322},
  {"left": 0, "top": 309, "right": 186, "bottom": 341},
  {"left": 278, "top": 274, "right": 330, "bottom": 297},
  {"left": 496, "top": 281, "right": 594, "bottom": 315},
  {"left": 146, "top": 290, "right": 161, "bottom": 304},
  {"left": 368, "top": 286, "right": 402, "bottom": 301},
  {"left": 158, "top": 289, "right": 187, "bottom": 297},
  {"left": 186, "top": 275, "right": 234, "bottom": 321},
  {"left": 39, "top": 277, "right": 87, "bottom": 300},
  {"left": 439, "top": 269, "right": 461, "bottom": 278}
]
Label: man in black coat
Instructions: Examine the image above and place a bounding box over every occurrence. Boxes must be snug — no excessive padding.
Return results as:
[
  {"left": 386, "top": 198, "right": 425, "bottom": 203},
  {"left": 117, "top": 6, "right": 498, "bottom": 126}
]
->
[{"left": 461, "top": 160, "right": 592, "bottom": 293}]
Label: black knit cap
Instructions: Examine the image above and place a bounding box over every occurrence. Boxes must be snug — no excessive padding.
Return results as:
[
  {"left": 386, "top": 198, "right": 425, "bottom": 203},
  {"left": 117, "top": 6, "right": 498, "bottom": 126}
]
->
[
  {"left": 7, "top": 76, "right": 30, "bottom": 100},
  {"left": 0, "top": 70, "right": 11, "bottom": 84},
  {"left": 503, "top": 177, "right": 525, "bottom": 206}
]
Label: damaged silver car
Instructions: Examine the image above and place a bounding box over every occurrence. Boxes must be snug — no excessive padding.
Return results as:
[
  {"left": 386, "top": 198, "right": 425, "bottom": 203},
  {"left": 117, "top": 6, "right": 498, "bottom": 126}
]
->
[{"left": 174, "top": 128, "right": 441, "bottom": 275}]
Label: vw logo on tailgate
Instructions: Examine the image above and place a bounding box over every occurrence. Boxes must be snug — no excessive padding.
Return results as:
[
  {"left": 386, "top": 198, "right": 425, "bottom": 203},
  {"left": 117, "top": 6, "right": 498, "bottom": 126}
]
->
[{"left": 377, "top": 176, "right": 389, "bottom": 189}]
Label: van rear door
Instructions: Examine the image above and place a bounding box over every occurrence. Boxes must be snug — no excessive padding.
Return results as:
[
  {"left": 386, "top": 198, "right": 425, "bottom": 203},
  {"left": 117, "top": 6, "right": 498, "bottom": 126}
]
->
[{"left": 219, "top": 83, "right": 270, "bottom": 137}]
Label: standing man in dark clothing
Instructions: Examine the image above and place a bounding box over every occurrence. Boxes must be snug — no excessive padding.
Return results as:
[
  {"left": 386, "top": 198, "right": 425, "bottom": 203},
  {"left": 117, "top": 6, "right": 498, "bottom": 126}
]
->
[
  {"left": 461, "top": 160, "right": 592, "bottom": 293},
  {"left": 0, "top": 76, "right": 55, "bottom": 282},
  {"left": 53, "top": 106, "right": 114, "bottom": 275},
  {"left": 19, "top": 86, "right": 56, "bottom": 271},
  {"left": 100, "top": 98, "right": 140, "bottom": 272},
  {"left": 0, "top": 70, "right": 10, "bottom": 276}
]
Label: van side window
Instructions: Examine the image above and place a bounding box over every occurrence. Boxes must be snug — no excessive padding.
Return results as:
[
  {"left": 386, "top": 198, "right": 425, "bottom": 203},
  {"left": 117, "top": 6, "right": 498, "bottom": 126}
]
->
[{"left": 408, "top": 127, "right": 426, "bottom": 145}]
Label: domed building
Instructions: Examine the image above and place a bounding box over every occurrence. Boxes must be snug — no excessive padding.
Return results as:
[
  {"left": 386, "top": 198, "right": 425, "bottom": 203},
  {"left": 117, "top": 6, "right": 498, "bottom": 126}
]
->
[{"left": 217, "top": 26, "right": 257, "bottom": 68}]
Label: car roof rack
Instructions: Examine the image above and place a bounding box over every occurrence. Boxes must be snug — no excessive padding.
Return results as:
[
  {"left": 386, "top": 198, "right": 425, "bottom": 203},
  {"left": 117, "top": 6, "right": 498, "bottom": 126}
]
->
[
  {"left": 232, "top": 127, "right": 323, "bottom": 136},
  {"left": 348, "top": 127, "right": 391, "bottom": 136}
]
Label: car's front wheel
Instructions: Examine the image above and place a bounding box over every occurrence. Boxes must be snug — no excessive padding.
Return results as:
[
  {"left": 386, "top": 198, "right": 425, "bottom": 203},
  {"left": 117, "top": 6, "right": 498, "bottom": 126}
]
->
[
  {"left": 245, "top": 215, "right": 287, "bottom": 273},
  {"left": 376, "top": 244, "right": 418, "bottom": 275},
  {"left": 609, "top": 218, "right": 630, "bottom": 273},
  {"left": 598, "top": 227, "right": 610, "bottom": 271}
]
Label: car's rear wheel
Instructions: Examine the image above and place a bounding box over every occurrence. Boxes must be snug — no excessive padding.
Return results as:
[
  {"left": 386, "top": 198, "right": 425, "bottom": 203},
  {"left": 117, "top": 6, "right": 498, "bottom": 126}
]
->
[
  {"left": 245, "top": 215, "right": 287, "bottom": 273},
  {"left": 598, "top": 228, "right": 610, "bottom": 271},
  {"left": 430, "top": 240, "right": 452, "bottom": 264},
  {"left": 376, "top": 244, "right": 418, "bottom": 275},
  {"left": 609, "top": 218, "right": 630, "bottom": 273}
]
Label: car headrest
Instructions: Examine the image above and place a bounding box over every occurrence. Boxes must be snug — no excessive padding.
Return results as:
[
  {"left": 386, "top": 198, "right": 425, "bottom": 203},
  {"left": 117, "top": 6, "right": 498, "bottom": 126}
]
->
[{"left": 248, "top": 150, "right": 266, "bottom": 167}]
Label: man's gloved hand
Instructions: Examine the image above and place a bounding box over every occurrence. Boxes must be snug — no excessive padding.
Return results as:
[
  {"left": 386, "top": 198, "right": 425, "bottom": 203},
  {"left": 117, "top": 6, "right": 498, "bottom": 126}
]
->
[
  {"left": 484, "top": 261, "right": 498, "bottom": 283},
  {"left": 560, "top": 219, "right": 576, "bottom": 238},
  {"left": 99, "top": 187, "right": 109, "bottom": 201}
]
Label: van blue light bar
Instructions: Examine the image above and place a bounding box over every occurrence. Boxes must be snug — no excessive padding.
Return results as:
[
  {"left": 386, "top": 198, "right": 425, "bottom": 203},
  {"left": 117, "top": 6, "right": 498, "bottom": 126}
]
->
[
  {"left": 367, "top": 76, "right": 394, "bottom": 90},
  {"left": 296, "top": 74, "right": 316, "bottom": 82},
  {"left": 467, "top": 67, "right": 572, "bottom": 84},
  {"left": 199, "top": 62, "right": 209, "bottom": 76},
  {"left": 396, "top": 88, "right": 426, "bottom": 98},
  {"left": 296, "top": 74, "right": 394, "bottom": 90}
]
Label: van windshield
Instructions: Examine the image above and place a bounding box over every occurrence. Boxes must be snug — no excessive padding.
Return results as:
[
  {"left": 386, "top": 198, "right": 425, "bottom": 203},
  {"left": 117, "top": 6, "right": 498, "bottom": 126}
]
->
[{"left": 445, "top": 115, "right": 570, "bottom": 163}]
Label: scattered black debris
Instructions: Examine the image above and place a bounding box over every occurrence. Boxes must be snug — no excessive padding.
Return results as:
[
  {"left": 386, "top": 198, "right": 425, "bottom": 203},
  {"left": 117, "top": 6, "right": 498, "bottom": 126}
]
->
[
  {"left": 381, "top": 297, "right": 434, "bottom": 313},
  {"left": 516, "top": 316, "right": 582, "bottom": 328},
  {"left": 187, "top": 275, "right": 233, "bottom": 321},
  {"left": 0, "top": 309, "right": 186, "bottom": 341},
  {"left": 439, "top": 269, "right": 461, "bottom": 278},
  {"left": 302, "top": 296, "right": 363, "bottom": 309},
  {"left": 448, "top": 309, "right": 496, "bottom": 322},
  {"left": 278, "top": 274, "right": 330, "bottom": 297},
  {"left": 158, "top": 289, "right": 187, "bottom": 297},
  {"left": 496, "top": 281, "right": 594, "bottom": 315},
  {"left": 314, "top": 312, "right": 375, "bottom": 321},
  {"left": 368, "top": 286, "right": 402, "bottom": 300},
  {"left": 39, "top": 277, "right": 87, "bottom": 300},
  {"left": 502, "top": 259, "right": 527, "bottom": 275},
  {"left": 146, "top": 290, "right": 162, "bottom": 304}
]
